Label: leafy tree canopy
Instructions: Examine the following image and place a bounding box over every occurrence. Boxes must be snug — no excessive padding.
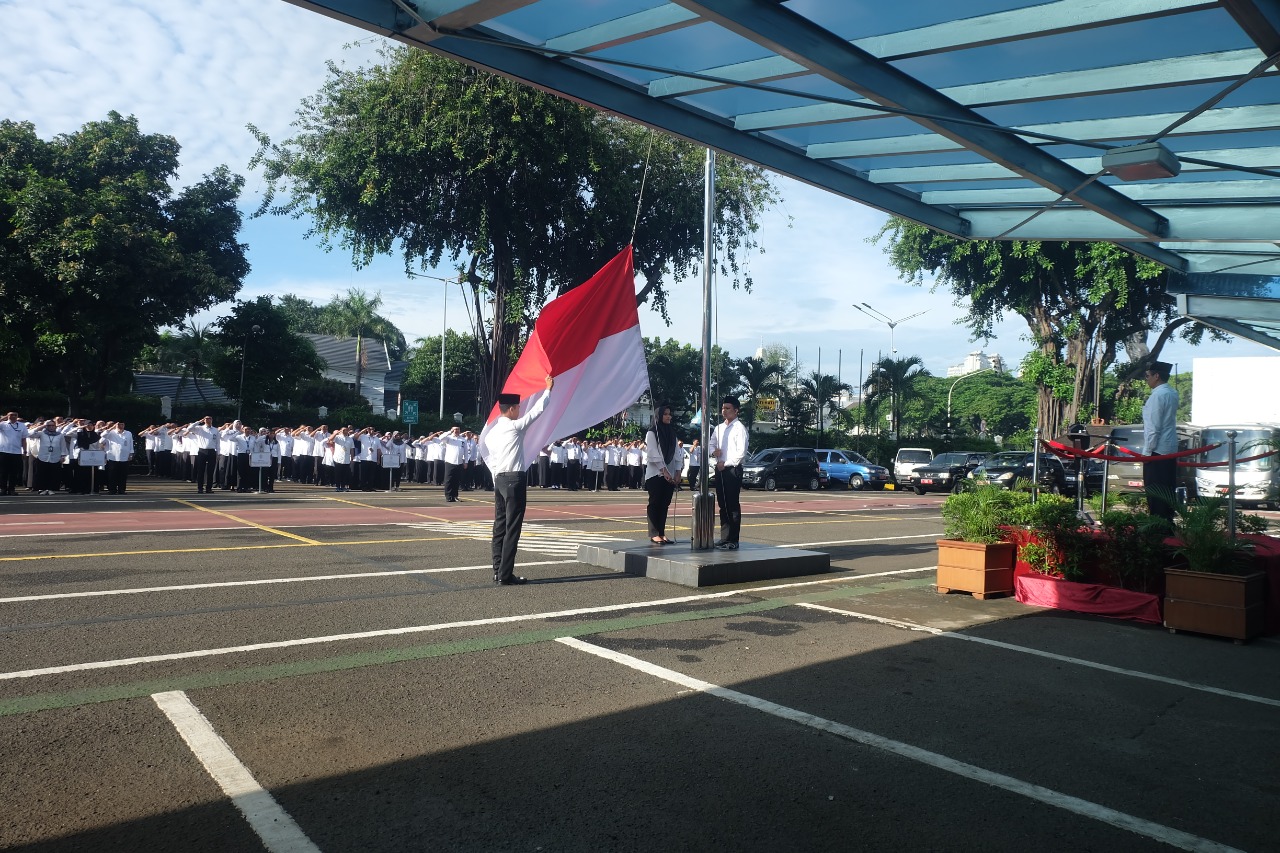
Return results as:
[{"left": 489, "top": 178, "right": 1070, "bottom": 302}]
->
[
  {"left": 0, "top": 112, "right": 248, "bottom": 412},
  {"left": 873, "top": 219, "right": 1217, "bottom": 436},
  {"left": 208, "top": 296, "right": 324, "bottom": 413},
  {"left": 402, "top": 329, "right": 482, "bottom": 416},
  {"left": 249, "top": 47, "right": 779, "bottom": 409}
]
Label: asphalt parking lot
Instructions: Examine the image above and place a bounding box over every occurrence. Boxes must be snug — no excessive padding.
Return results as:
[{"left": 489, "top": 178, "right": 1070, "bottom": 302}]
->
[{"left": 1, "top": 480, "right": 1276, "bottom": 852}]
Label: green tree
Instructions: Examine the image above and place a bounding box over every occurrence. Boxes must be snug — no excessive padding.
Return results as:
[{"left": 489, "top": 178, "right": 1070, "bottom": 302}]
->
[
  {"left": 863, "top": 355, "right": 930, "bottom": 439},
  {"left": 208, "top": 297, "right": 324, "bottom": 414},
  {"left": 0, "top": 113, "right": 248, "bottom": 411},
  {"left": 874, "top": 219, "right": 1219, "bottom": 438},
  {"left": 274, "top": 294, "right": 328, "bottom": 335},
  {"left": 402, "top": 329, "right": 482, "bottom": 416},
  {"left": 643, "top": 338, "right": 736, "bottom": 420},
  {"left": 250, "top": 47, "right": 778, "bottom": 409},
  {"left": 319, "top": 289, "right": 401, "bottom": 400},
  {"left": 165, "top": 321, "right": 222, "bottom": 406},
  {"left": 799, "top": 371, "right": 853, "bottom": 447},
  {"left": 735, "top": 356, "right": 786, "bottom": 433}
]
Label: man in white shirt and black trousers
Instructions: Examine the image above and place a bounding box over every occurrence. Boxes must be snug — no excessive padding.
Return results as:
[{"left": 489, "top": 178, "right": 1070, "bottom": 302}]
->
[
  {"left": 482, "top": 375, "right": 553, "bottom": 585},
  {"left": 709, "top": 395, "right": 750, "bottom": 550}
]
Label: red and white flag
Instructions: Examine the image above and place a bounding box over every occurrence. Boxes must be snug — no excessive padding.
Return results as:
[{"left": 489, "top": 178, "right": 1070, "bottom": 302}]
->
[{"left": 479, "top": 245, "right": 650, "bottom": 470}]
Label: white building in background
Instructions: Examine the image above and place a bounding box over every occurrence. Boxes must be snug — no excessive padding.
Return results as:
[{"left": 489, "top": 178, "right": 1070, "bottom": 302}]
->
[{"left": 946, "top": 350, "right": 1005, "bottom": 378}]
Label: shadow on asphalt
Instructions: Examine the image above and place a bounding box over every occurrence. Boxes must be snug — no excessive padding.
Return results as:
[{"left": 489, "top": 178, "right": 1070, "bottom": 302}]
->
[{"left": 7, "top": 607, "right": 1276, "bottom": 853}]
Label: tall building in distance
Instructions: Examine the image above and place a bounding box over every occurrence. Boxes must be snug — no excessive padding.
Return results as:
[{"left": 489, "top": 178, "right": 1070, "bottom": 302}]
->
[{"left": 946, "top": 350, "right": 1005, "bottom": 378}]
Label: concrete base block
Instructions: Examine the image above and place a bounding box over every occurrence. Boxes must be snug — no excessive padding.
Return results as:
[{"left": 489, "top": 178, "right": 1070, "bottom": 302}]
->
[{"left": 577, "top": 540, "right": 831, "bottom": 588}]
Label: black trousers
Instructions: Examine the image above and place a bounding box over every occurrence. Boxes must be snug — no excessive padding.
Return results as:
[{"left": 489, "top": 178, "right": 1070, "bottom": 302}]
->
[
  {"left": 492, "top": 471, "right": 528, "bottom": 582},
  {"left": 193, "top": 448, "right": 216, "bottom": 492},
  {"left": 35, "top": 459, "right": 61, "bottom": 492},
  {"left": 105, "top": 460, "right": 129, "bottom": 494},
  {"left": 1144, "top": 457, "right": 1178, "bottom": 522},
  {"left": 645, "top": 475, "right": 676, "bottom": 539},
  {"left": 155, "top": 449, "right": 172, "bottom": 478},
  {"left": 0, "top": 453, "right": 22, "bottom": 494},
  {"left": 443, "top": 462, "right": 461, "bottom": 500},
  {"left": 715, "top": 464, "right": 743, "bottom": 543}
]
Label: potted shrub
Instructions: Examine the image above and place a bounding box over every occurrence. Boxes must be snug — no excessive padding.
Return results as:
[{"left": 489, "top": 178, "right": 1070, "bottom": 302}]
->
[
  {"left": 1164, "top": 497, "right": 1267, "bottom": 642},
  {"left": 936, "top": 484, "right": 1026, "bottom": 599},
  {"left": 1011, "top": 495, "right": 1163, "bottom": 624}
]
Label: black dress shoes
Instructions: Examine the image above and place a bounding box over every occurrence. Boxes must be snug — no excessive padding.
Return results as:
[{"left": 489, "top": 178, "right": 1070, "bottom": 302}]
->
[
  {"left": 714, "top": 541, "right": 739, "bottom": 550},
  {"left": 495, "top": 575, "right": 528, "bottom": 585}
]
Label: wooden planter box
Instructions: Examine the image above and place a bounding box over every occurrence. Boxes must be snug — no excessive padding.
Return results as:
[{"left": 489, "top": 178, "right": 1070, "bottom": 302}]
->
[
  {"left": 1164, "top": 568, "right": 1267, "bottom": 642},
  {"left": 936, "top": 539, "right": 1015, "bottom": 600}
]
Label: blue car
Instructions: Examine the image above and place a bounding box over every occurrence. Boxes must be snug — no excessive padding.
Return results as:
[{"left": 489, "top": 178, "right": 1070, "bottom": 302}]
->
[{"left": 815, "top": 449, "right": 891, "bottom": 491}]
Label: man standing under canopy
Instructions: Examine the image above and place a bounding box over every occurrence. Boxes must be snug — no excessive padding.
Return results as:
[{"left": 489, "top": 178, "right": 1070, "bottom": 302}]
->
[{"left": 1142, "top": 360, "right": 1180, "bottom": 523}]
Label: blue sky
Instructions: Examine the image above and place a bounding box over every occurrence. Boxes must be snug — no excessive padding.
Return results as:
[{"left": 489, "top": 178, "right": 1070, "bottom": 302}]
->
[{"left": 2, "top": 0, "right": 1272, "bottom": 382}]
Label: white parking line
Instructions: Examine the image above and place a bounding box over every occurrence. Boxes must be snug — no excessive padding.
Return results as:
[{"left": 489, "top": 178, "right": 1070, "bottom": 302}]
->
[
  {"left": 556, "top": 637, "right": 1244, "bottom": 853},
  {"left": 797, "top": 603, "right": 1280, "bottom": 708},
  {"left": 0, "top": 561, "right": 575, "bottom": 604},
  {"left": 152, "top": 691, "right": 320, "bottom": 853},
  {"left": 0, "top": 569, "right": 932, "bottom": 680}
]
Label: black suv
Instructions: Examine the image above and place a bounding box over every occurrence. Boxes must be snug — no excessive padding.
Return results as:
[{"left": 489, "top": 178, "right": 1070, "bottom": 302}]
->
[
  {"left": 969, "top": 451, "right": 1077, "bottom": 495},
  {"left": 908, "top": 451, "right": 989, "bottom": 494},
  {"left": 742, "top": 447, "right": 823, "bottom": 491}
]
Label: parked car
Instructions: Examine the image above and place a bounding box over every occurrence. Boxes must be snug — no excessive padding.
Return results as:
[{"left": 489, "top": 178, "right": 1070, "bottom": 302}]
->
[
  {"left": 907, "top": 451, "right": 989, "bottom": 494},
  {"left": 815, "top": 448, "right": 891, "bottom": 491},
  {"left": 742, "top": 447, "right": 823, "bottom": 491},
  {"left": 968, "top": 451, "right": 1077, "bottom": 495},
  {"left": 1099, "top": 425, "right": 1145, "bottom": 496},
  {"left": 893, "top": 447, "right": 934, "bottom": 487}
]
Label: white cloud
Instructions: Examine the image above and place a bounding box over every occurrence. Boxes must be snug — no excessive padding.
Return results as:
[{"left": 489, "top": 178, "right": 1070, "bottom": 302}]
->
[{"left": 2, "top": 0, "right": 1269, "bottom": 382}]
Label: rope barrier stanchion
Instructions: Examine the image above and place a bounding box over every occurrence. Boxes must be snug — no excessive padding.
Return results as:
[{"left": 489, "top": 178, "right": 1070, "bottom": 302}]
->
[{"left": 1228, "top": 431, "right": 1238, "bottom": 542}]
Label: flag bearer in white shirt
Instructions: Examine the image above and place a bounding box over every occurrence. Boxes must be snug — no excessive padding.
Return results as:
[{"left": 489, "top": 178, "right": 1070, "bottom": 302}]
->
[{"left": 481, "top": 375, "right": 553, "bottom": 585}]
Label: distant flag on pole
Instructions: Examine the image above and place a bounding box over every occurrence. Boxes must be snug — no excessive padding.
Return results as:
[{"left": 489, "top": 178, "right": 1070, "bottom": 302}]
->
[
  {"left": 479, "top": 246, "right": 650, "bottom": 470},
  {"left": 690, "top": 408, "right": 702, "bottom": 426}
]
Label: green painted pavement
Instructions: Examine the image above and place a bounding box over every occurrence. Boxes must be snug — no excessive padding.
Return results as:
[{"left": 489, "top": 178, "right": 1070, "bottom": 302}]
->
[{"left": 0, "top": 577, "right": 932, "bottom": 717}]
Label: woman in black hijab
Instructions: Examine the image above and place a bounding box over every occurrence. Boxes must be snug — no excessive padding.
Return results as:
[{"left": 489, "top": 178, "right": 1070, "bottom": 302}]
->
[{"left": 644, "top": 403, "right": 684, "bottom": 544}]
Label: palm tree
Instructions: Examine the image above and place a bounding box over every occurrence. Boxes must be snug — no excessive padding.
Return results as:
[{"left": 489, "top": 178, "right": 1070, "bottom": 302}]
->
[
  {"left": 863, "top": 355, "right": 929, "bottom": 438},
  {"left": 799, "top": 371, "right": 852, "bottom": 446},
  {"left": 735, "top": 356, "right": 785, "bottom": 432},
  {"left": 322, "top": 289, "right": 398, "bottom": 400},
  {"left": 165, "top": 321, "right": 219, "bottom": 405}
]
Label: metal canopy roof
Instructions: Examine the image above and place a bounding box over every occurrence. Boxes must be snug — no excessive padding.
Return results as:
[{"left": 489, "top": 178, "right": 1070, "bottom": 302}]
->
[{"left": 283, "top": 0, "right": 1280, "bottom": 351}]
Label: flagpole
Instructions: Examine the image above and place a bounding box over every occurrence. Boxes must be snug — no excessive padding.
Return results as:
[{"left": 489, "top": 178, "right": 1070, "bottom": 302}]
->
[{"left": 693, "top": 149, "right": 716, "bottom": 550}]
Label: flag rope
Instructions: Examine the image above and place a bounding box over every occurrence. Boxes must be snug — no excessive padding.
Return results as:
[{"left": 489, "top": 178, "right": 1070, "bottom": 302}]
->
[{"left": 631, "top": 133, "right": 656, "bottom": 244}]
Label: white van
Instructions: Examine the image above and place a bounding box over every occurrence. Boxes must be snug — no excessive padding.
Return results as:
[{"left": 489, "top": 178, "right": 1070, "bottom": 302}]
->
[{"left": 893, "top": 447, "right": 934, "bottom": 487}]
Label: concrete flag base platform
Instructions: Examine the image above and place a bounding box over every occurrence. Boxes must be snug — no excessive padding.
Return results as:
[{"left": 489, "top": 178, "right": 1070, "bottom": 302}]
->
[{"left": 577, "top": 540, "right": 830, "bottom": 588}]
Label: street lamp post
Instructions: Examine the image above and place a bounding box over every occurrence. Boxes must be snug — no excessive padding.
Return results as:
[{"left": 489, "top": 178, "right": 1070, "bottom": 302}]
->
[
  {"left": 946, "top": 368, "right": 994, "bottom": 447},
  {"left": 237, "top": 324, "right": 263, "bottom": 421},
  {"left": 852, "top": 303, "right": 929, "bottom": 354}
]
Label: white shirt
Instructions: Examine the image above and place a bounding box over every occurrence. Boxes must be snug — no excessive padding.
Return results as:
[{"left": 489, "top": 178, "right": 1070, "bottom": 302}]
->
[
  {"left": 329, "top": 433, "right": 355, "bottom": 465},
  {"left": 186, "top": 423, "right": 219, "bottom": 451},
  {"left": 30, "top": 428, "right": 66, "bottom": 463},
  {"left": 102, "top": 429, "right": 134, "bottom": 462},
  {"left": 481, "top": 393, "right": 550, "bottom": 475},
  {"left": 1142, "top": 382, "right": 1179, "bottom": 455},
  {"left": 0, "top": 420, "right": 28, "bottom": 454},
  {"left": 441, "top": 432, "right": 467, "bottom": 465},
  {"left": 710, "top": 418, "right": 749, "bottom": 467},
  {"left": 645, "top": 431, "right": 682, "bottom": 481}
]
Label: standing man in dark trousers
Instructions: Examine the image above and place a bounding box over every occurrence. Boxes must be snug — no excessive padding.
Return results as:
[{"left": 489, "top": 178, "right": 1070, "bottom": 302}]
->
[
  {"left": 0, "top": 412, "right": 27, "bottom": 496},
  {"left": 709, "top": 395, "right": 749, "bottom": 550},
  {"left": 1142, "top": 360, "right": 1180, "bottom": 524},
  {"left": 187, "top": 416, "right": 219, "bottom": 494},
  {"left": 482, "top": 375, "right": 553, "bottom": 585}
]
